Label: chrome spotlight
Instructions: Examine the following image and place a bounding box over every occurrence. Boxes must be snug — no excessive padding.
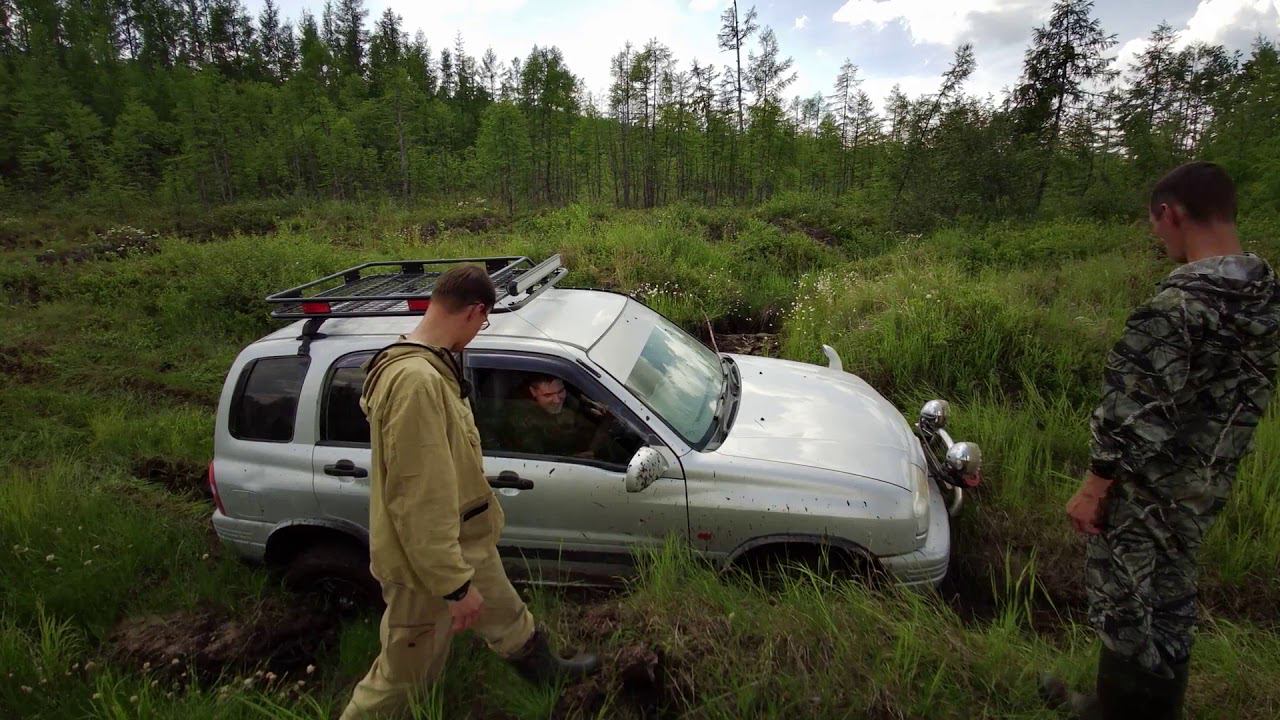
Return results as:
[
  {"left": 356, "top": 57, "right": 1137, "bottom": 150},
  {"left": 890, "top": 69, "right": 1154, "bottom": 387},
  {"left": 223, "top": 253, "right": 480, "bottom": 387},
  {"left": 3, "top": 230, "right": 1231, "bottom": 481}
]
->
[
  {"left": 945, "top": 442, "right": 983, "bottom": 487},
  {"left": 920, "top": 399, "right": 950, "bottom": 430}
]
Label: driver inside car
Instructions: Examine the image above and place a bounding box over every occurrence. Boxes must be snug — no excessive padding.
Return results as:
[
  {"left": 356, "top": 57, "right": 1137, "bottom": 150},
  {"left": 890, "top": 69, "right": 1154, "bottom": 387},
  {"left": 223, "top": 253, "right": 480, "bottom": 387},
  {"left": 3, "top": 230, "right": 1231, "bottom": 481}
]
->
[{"left": 503, "top": 375, "right": 629, "bottom": 463}]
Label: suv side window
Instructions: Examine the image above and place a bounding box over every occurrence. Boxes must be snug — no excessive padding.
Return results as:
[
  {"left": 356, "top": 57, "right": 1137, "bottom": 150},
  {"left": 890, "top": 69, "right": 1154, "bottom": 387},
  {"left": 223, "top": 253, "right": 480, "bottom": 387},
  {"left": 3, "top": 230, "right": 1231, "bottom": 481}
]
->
[
  {"left": 230, "top": 356, "right": 310, "bottom": 442},
  {"left": 321, "top": 352, "right": 374, "bottom": 446},
  {"left": 471, "top": 366, "right": 646, "bottom": 468}
]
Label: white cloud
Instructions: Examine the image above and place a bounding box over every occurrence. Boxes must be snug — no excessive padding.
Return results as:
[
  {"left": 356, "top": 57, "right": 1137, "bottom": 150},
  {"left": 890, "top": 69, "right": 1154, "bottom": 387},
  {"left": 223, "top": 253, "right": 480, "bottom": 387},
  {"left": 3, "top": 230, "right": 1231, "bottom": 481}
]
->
[
  {"left": 689, "top": 0, "right": 726, "bottom": 12},
  {"left": 794, "top": 14, "right": 809, "bottom": 30},
  {"left": 831, "top": 0, "right": 1047, "bottom": 47},
  {"left": 1112, "top": 1, "right": 1279, "bottom": 77},
  {"left": 1114, "top": 36, "right": 1150, "bottom": 72},
  {"left": 1183, "top": 0, "right": 1280, "bottom": 47}
]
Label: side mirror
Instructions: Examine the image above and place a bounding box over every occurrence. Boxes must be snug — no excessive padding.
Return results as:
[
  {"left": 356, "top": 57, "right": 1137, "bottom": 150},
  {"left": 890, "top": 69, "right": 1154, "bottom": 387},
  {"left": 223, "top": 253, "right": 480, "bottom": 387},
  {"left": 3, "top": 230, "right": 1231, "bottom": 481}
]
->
[{"left": 626, "top": 446, "right": 668, "bottom": 493}]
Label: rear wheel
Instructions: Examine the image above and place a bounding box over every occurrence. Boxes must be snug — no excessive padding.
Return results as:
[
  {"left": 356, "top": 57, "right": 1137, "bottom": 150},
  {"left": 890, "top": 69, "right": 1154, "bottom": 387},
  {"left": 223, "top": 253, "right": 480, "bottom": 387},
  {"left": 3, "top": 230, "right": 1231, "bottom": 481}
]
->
[{"left": 282, "top": 541, "right": 381, "bottom": 614}]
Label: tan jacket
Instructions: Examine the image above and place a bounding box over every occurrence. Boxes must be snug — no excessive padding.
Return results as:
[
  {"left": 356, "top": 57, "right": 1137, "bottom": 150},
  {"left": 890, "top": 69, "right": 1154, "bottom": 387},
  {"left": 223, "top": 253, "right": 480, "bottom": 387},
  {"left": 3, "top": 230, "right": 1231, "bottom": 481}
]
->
[{"left": 360, "top": 339, "right": 502, "bottom": 597}]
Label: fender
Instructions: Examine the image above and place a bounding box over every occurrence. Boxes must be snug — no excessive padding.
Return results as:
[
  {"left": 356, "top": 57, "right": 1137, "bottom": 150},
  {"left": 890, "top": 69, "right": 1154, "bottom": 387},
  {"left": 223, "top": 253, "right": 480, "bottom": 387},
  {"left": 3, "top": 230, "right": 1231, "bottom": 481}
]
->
[
  {"left": 724, "top": 533, "right": 881, "bottom": 571},
  {"left": 264, "top": 517, "right": 369, "bottom": 564}
]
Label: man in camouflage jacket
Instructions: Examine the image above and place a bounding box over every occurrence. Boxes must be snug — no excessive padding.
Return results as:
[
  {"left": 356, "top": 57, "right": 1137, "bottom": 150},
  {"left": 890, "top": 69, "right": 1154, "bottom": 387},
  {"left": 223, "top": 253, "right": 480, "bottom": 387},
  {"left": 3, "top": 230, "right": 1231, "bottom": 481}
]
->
[{"left": 1045, "top": 162, "right": 1280, "bottom": 719}]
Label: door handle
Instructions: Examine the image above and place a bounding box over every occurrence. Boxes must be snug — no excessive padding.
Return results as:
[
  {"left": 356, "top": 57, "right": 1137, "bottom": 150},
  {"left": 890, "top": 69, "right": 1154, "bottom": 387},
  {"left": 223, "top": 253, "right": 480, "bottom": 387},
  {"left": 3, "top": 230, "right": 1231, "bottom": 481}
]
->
[
  {"left": 324, "top": 459, "right": 368, "bottom": 479},
  {"left": 487, "top": 470, "right": 534, "bottom": 490}
]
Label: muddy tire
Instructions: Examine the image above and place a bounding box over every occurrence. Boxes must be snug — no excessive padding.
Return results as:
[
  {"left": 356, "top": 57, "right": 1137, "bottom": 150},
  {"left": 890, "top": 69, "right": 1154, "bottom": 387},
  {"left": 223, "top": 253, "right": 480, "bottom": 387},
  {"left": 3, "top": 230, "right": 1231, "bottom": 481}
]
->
[
  {"left": 734, "top": 544, "right": 883, "bottom": 588},
  {"left": 282, "top": 541, "right": 381, "bottom": 614}
]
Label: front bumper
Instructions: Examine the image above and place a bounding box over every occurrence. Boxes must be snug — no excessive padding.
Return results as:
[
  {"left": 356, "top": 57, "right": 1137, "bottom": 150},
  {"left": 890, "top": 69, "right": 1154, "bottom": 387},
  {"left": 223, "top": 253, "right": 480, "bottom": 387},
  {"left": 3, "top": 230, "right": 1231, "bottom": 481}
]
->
[{"left": 878, "top": 473, "right": 950, "bottom": 589}]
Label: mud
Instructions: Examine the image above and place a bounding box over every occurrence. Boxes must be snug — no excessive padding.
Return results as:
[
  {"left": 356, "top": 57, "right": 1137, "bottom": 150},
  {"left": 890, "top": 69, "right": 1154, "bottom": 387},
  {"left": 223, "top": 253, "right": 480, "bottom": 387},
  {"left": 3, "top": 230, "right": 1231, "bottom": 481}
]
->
[
  {"left": 691, "top": 312, "right": 782, "bottom": 357},
  {"left": 555, "top": 643, "right": 673, "bottom": 720},
  {"left": 768, "top": 218, "right": 842, "bottom": 247},
  {"left": 417, "top": 214, "right": 506, "bottom": 240},
  {"left": 941, "top": 513, "right": 1088, "bottom": 634},
  {"left": 712, "top": 333, "right": 780, "bottom": 357},
  {"left": 2, "top": 275, "right": 48, "bottom": 305},
  {"left": 132, "top": 456, "right": 211, "bottom": 499},
  {"left": 0, "top": 342, "right": 50, "bottom": 382},
  {"left": 119, "top": 375, "right": 217, "bottom": 406},
  {"left": 109, "top": 599, "right": 340, "bottom": 681}
]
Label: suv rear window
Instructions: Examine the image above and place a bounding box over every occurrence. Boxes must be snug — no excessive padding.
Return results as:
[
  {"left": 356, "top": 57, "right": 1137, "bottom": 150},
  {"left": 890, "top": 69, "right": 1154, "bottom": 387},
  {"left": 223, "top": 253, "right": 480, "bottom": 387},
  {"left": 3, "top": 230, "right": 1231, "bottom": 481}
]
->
[
  {"left": 230, "top": 356, "right": 309, "bottom": 442},
  {"left": 322, "top": 352, "right": 373, "bottom": 445}
]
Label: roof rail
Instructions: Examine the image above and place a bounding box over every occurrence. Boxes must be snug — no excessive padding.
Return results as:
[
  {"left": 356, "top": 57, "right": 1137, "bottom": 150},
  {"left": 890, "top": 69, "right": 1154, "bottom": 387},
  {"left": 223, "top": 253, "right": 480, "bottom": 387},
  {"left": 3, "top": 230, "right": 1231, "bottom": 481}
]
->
[{"left": 266, "top": 255, "right": 567, "bottom": 352}]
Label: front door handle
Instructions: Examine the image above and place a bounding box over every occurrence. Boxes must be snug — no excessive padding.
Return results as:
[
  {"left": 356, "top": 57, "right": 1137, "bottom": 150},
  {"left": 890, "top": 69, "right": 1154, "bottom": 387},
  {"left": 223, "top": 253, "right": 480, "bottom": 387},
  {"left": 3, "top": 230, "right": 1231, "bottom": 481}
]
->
[
  {"left": 324, "top": 459, "right": 368, "bottom": 479},
  {"left": 487, "top": 470, "right": 534, "bottom": 490}
]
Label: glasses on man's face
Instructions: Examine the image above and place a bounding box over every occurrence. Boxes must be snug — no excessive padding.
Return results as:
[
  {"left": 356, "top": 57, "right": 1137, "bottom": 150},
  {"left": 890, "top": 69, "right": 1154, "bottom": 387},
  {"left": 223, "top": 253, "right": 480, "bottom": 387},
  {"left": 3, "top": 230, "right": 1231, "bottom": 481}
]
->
[{"left": 479, "top": 318, "right": 490, "bottom": 330}]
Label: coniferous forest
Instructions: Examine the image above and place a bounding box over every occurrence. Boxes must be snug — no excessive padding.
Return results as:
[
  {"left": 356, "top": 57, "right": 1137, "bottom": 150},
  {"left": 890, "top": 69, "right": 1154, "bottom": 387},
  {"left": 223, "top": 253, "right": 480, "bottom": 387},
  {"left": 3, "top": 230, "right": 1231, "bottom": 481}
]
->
[
  {"left": 2, "top": 0, "right": 1278, "bottom": 228},
  {"left": 7, "top": 3, "right": 1280, "bottom": 719}
]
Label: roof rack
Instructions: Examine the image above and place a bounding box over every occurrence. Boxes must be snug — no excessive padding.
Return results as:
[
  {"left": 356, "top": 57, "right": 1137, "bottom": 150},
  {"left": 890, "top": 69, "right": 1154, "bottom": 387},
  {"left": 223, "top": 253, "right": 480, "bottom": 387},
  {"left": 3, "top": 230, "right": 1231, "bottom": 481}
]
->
[{"left": 266, "top": 255, "right": 567, "bottom": 353}]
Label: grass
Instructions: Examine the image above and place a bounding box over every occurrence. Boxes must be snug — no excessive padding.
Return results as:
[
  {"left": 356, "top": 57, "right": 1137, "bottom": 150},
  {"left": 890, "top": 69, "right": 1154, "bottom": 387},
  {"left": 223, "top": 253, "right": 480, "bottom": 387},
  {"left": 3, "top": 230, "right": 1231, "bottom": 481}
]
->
[{"left": 2, "top": 197, "right": 1279, "bottom": 718}]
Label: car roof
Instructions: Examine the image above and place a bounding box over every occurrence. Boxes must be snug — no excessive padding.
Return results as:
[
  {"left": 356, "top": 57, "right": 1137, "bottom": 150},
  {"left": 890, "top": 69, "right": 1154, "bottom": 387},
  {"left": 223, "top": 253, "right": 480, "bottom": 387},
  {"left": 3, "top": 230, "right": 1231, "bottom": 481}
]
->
[{"left": 256, "top": 288, "right": 629, "bottom": 351}]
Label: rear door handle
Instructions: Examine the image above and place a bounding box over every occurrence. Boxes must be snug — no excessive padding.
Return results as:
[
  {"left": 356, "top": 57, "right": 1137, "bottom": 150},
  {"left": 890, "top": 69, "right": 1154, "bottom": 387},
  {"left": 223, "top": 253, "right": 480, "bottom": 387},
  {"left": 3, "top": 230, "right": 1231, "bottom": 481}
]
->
[
  {"left": 324, "top": 459, "right": 368, "bottom": 479},
  {"left": 487, "top": 470, "right": 534, "bottom": 490}
]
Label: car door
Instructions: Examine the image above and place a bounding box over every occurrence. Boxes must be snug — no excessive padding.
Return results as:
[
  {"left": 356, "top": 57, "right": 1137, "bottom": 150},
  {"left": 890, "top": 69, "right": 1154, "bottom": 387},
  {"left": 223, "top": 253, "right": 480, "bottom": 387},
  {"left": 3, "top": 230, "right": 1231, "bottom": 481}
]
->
[
  {"left": 467, "top": 351, "right": 689, "bottom": 583},
  {"left": 311, "top": 350, "right": 375, "bottom": 529}
]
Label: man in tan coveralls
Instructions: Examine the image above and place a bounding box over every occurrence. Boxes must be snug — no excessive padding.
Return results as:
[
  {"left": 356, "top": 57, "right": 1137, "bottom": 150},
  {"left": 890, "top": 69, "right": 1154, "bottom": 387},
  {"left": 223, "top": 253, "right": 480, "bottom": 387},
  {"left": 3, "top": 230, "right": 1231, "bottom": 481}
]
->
[{"left": 341, "top": 266, "right": 598, "bottom": 720}]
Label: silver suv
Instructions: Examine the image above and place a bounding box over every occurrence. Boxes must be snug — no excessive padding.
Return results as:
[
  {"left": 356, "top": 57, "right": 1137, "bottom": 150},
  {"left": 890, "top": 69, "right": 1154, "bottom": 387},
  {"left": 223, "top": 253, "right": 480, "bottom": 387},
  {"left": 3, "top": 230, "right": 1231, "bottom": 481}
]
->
[{"left": 210, "top": 256, "right": 981, "bottom": 605}]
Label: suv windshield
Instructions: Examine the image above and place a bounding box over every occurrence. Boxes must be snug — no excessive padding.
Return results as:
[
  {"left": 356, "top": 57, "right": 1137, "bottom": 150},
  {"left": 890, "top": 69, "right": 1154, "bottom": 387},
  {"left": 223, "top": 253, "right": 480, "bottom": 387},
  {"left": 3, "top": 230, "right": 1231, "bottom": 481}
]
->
[{"left": 590, "top": 300, "right": 724, "bottom": 446}]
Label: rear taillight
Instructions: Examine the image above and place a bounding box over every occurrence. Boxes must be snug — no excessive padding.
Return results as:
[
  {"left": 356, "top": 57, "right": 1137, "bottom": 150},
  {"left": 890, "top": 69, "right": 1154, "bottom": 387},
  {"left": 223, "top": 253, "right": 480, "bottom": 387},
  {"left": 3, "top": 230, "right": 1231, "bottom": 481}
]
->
[{"left": 208, "top": 461, "right": 226, "bottom": 514}]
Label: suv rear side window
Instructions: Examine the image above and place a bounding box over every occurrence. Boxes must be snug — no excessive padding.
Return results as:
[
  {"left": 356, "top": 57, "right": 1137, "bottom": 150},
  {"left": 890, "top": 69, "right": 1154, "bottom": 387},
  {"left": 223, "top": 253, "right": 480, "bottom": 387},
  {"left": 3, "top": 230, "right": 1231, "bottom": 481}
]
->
[
  {"left": 321, "top": 352, "right": 373, "bottom": 446},
  {"left": 230, "top": 356, "right": 310, "bottom": 442}
]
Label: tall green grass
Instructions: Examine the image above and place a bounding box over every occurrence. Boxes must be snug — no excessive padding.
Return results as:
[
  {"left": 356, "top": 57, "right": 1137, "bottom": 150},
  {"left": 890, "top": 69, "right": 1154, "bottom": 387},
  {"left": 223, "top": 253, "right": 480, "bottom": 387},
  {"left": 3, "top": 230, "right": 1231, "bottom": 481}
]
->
[{"left": 3, "top": 203, "right": 1280, "bottom": 718}]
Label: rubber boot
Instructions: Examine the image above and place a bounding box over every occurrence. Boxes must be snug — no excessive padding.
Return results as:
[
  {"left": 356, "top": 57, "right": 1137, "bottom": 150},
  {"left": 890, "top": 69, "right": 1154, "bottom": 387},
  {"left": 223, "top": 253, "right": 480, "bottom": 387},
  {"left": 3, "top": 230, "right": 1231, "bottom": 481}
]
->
[
  {"left": 507, "top": 626, "right": 600, "bottom": 684},
  {"left": 1040, "top": 648, "right": 1189, "bottom": 720},
  {"left": 1095, "top": 648, "right": 1189, "bottom": 720}
]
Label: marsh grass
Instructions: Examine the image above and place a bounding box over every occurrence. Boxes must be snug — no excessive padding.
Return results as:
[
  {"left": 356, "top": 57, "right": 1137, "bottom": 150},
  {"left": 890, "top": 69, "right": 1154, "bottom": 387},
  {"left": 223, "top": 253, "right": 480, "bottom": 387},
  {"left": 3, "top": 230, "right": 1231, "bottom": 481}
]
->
[{"left": 3, "top": 200, "right": 1279, "bottom": 718}]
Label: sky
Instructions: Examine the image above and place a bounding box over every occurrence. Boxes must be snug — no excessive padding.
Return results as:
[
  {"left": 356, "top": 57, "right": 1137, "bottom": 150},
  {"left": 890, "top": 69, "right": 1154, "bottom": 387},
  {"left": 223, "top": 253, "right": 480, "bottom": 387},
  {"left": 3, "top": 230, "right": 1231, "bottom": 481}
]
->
[{"left": 258, "top": 0, "right": 1280, "bottom": 110}]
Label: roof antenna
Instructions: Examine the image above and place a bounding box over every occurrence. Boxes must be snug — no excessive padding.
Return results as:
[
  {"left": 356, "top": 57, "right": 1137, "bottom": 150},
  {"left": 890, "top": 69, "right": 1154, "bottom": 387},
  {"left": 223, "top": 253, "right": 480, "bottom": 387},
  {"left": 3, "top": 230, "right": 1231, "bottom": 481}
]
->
[{"left": 702, "top": 310, "right": 719, "bottom": 355}]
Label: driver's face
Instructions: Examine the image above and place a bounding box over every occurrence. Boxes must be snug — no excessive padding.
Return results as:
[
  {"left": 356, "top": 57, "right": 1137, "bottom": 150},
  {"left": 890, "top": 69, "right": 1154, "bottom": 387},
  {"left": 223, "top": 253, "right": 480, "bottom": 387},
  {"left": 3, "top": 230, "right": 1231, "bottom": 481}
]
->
[{"left": 530, "top": 380, "right": 567, "bottom": 415}]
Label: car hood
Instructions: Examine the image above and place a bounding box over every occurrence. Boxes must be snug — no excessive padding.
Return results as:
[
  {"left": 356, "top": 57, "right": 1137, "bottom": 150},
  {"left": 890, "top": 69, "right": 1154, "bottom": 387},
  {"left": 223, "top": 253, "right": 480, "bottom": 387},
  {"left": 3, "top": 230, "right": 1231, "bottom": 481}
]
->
[{"left": 713, "top": 355, "right": 921, "bottom": 490}]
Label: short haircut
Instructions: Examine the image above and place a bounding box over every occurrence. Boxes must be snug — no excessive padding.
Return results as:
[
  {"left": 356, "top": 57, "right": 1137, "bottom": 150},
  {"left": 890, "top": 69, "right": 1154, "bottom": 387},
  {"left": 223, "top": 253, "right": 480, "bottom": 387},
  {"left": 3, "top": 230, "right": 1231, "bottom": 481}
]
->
[
  {"left": 432, "top": 265, "right": 497, "bottom": 312},
  {"left": 1150, "top": 161, "right": 1237, "bottom": 223},
  {"left": 529, "top": 374, "right": 562, "bottom": 389}
]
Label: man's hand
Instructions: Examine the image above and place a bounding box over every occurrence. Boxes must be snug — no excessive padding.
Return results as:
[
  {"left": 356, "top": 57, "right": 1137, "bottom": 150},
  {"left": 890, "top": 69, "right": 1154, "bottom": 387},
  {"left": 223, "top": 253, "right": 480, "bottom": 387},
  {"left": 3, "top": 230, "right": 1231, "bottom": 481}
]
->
[
  {"left": 447, "top": 585, "right": 484, "bottom": 633},
  {"left": 1066, "top": 471, "right": 1114, "bottom": 535},
  {"left": 582, "top": 398, "right": 610, "bottom": 421}
]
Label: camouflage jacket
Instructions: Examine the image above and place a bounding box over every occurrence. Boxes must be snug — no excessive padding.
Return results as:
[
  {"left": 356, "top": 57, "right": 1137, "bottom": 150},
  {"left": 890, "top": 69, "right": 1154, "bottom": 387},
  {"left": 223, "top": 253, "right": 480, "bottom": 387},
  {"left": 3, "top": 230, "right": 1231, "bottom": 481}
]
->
[{"left": 1090, "top": 253, "right": 1280, "bottom": 516}]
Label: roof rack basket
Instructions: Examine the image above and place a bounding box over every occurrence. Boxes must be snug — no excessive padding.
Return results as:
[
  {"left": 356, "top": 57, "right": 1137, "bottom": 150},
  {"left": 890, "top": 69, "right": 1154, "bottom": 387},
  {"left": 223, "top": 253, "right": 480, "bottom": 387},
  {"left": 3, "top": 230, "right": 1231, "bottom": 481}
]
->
[
  {"left": 266, "top": 255, "right": 567, "bottom": 351},
  {"left": 267, "top": 255, "right": 566, "bottom": 319}
]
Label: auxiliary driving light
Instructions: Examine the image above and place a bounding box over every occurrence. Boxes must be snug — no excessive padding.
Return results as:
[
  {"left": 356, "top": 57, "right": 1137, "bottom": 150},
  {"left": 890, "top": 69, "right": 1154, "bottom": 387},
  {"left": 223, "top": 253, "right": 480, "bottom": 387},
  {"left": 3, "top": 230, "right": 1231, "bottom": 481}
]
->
[
  {"left": 920, "top": 399, "right": 949, "bottom": 430},
  {"left": 946, "top": 442, "right": 983, "bottom": 487}
]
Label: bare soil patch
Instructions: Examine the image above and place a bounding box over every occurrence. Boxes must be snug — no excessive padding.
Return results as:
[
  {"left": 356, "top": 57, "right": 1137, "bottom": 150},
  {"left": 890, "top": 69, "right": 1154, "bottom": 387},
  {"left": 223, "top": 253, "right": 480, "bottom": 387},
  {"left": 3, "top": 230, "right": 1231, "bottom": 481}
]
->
[
  {"left": 713, "top": 333, "right": 780, "bottom": 357},
  {"left": 132, "top": 456, "right": 210, "bottom": 499},
  {"left": 0, "top": 342, "right": 51, "bottom": 382},
  {"left": 418, "top": 214, "right": 507, "bottom": 241},
  {"left": 768, "top": 218, "right": 842, "bottom": 247},
  {"left": 109, "top": 599, "right": 340, "bottom": 682}
]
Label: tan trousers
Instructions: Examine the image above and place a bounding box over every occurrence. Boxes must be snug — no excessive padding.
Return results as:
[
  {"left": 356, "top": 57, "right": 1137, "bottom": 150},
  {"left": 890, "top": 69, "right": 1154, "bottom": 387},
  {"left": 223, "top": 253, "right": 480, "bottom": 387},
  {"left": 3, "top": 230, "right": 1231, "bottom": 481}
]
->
[{"left": 339, "top": 548, "right": 535, "bottom": 720}]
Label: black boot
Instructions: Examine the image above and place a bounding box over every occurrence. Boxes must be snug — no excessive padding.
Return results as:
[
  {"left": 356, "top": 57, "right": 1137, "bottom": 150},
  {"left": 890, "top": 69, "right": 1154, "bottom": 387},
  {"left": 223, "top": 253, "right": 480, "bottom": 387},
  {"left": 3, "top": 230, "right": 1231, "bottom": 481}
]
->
[
  {"left": 1040, "top": 649, "right": 1189, "bottom": 720},
  {"left": 1096, "top": 647, "right": 1190, "bottom": 720},
  {"left": 507, "top": 626, "right": 600, "bottom": 684}
]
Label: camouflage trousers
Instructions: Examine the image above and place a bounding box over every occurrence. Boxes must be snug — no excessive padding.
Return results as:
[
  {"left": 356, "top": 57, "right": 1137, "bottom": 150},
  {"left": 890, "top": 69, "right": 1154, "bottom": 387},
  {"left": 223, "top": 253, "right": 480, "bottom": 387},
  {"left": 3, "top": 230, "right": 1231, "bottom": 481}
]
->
[{"left": 1085, "top": 485, "right": 1212, "bottom": 679}]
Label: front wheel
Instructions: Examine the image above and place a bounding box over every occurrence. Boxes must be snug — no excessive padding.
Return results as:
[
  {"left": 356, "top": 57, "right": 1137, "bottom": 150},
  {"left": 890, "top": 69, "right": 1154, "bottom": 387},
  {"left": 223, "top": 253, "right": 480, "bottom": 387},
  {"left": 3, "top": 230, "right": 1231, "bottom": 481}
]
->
[{"left": 282, "top": 541, "right": 382, "bottom": 613}]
